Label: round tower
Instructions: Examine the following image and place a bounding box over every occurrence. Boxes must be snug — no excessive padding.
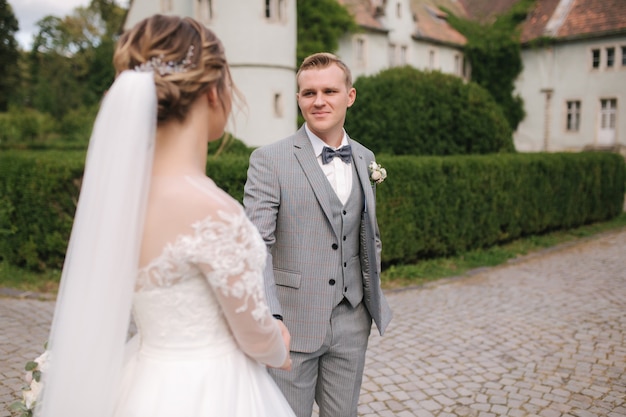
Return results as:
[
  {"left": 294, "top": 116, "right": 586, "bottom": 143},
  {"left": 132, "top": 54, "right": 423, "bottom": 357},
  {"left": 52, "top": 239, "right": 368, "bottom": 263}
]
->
[
  {"left": 124, "top": 0, "right": 297, "bottom": 147},
  {"left": 205, "top": 0, "right": 297, "bottom": 146}
]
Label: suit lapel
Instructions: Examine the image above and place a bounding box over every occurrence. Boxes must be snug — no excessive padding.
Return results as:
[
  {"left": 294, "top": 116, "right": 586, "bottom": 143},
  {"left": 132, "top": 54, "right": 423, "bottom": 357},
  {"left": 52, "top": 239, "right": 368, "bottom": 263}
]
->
[
  {"left": 350, "top": 139, "right": 377, "bottom": 228},
  {"left": 293, "top": 128, "right": 341, "bottom": 239}
]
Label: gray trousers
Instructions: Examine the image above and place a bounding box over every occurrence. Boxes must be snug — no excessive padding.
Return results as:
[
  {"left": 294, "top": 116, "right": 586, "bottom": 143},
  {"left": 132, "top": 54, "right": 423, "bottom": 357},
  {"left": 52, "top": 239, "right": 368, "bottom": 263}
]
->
[{"left": 269, "top": 300, "right": 372, "bottom": 417}]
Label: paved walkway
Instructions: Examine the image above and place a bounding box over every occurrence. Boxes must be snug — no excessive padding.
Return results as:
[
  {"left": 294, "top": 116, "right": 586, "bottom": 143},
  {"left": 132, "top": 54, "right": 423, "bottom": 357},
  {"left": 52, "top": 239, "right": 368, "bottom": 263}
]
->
[{"left": 1, "top": 230, "right": 625, "bottom": 417}]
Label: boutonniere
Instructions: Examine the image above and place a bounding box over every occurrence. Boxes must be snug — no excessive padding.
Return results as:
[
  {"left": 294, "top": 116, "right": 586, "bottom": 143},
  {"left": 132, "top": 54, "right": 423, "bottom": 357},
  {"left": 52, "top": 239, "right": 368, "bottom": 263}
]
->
[{"left": 368, "top": 161, "right": 387, "bottom": 184}]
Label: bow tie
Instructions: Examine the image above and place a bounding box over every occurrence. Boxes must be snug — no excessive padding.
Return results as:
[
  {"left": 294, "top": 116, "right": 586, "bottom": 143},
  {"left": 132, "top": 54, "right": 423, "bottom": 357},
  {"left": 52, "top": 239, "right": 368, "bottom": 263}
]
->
[{"left": 321, "top": 145, "right": 352, "bottom": 164}]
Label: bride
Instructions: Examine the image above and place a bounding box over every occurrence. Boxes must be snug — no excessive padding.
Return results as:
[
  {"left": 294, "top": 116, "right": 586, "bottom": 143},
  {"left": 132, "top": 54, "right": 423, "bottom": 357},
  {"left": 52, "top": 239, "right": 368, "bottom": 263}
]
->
[{"left": 35, "top": 14, "right": 295, "bottom": 417}]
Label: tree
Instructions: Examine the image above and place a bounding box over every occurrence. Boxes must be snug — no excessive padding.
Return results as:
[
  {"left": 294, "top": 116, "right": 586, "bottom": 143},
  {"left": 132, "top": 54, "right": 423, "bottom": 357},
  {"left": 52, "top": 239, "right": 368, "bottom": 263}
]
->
[
  {"left": 296, "top": 0, "right": 358, "bottom": 64},
  {"left": 445, "top": 0, "right": 534, "bottom": 132},
  {"left": 28, "top": 0, "right": 125, "bottom": 118},
  {"left": 0, "top": 0, "right": 20, "bottom": 111},
  {"left": 28, "top": 16, "right": 85, "bottom": 118}
]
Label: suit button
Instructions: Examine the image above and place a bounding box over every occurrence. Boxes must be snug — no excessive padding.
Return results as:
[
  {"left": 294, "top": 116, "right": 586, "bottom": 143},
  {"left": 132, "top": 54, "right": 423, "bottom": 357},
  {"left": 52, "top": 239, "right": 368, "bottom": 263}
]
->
[
  {"left": 331, "top": 243, "right": 338, "bottom": 250},
  {"left": 343, "top": 262, "right": 347, "bottom": 267},
  {"left": 343, "top": 210, "right": 347, "bottom": 215},
  {"left": 329, "top": 279, "right": 336, "bottom": 285},
  {"left": 343, "top": 236, "right": 346, "bottom": 241}
]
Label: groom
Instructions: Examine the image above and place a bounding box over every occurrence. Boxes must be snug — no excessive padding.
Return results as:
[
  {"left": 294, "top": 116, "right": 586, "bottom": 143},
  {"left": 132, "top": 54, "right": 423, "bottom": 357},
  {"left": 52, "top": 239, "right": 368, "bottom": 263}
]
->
[{"left": 244, "top": 52, "right": 392, "bottom": 417}]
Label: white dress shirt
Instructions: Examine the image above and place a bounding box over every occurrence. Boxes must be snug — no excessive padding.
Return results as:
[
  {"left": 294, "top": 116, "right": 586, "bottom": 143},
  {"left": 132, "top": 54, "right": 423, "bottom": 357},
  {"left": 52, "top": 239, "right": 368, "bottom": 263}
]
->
[{"left": 305, "top": 124, "right": 353, "bottom": 205}]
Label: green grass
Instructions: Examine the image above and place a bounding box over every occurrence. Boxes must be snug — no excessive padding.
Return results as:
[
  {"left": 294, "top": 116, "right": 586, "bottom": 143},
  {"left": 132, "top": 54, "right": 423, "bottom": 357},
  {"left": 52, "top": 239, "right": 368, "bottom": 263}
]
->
[
  {"left": 381, "top": 212, "right": 626, "bottom": 289},
  {"left": 2, "top": 213, "right": 626, "bottom": 295},
  {"left": 0, "top": 262, "right": 61, "bottom": 294}
]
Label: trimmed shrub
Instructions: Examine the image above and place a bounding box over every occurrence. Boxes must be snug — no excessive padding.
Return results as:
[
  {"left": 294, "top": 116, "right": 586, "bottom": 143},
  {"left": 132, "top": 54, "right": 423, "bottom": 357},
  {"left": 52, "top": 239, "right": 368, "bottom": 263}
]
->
[
  {"left": 207, "top": 133, "right": 255, "bottom": 158},
  {"left": 0, "top": 150, "right": 252, "bottom": 271},
  {"left": 0, "top": 150, "right": 85, "bottom": 270},
  {"left": 58, "top": 105, "right": 99, "bottom": 147},
  {"left": 376, "top": 152, "right": 625, "bottom": 265},
  {"left": 1, "top": 150, "right": 623, "bottom": 272},
  {"left": 345, "top": 67, "right": 515, "bottom": 156}
]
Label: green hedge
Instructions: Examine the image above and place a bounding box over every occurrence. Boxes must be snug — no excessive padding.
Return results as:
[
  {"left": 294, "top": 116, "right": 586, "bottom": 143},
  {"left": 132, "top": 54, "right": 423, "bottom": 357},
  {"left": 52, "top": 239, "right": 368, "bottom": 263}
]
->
[
  {"left": 0, "top": 150, "right": 85, "bottom": 271},
  {"left": 376, "top": 152, "right": 625, "bottom": 265},
  {"left": 1, "top": 150, "right": 623, "bottom": 272},
  {"left": 0, "top": 150, "right": 251, "bottom": 271}
]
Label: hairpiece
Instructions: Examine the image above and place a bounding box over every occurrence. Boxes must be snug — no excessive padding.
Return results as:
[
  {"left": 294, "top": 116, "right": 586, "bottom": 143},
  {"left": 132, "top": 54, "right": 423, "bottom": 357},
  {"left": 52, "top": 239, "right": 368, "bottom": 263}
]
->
[{"left": 135, "top": 45, "right": 195, "bottom": 75}]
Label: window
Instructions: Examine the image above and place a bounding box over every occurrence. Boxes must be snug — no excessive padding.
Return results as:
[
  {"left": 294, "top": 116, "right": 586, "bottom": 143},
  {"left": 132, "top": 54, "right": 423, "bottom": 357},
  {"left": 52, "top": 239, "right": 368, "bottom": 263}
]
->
[
  {"left": 454, "top": 54, "right": 461, "bottom": 76},
  {"left": 389, "top": 43, "right": 396, "bottom": 67},
  {"left": 591, "top": 48, "right": 601, "bottom": 69},
  {"left": 265, "top": 0, "right": 286, "bottom": 21},
  {"left": 396, "top": 2, "right": 402, "bottom": 18},
  {"left": 606, "top": 47, "right": 615, "bottom": 68},
  {"left": 197, "top": 0, "right": 213, "bottom": 22},
  {"left": 388, "top": 44, "right": 407, "bottom": 67},
  {"left": 566, "top": 100, "right": 581, "bottom": 131},
  {"left": 601, "top": 99, "right": 617, "bottom": 130},
  {"left": 622, "top": 46, "right": 626, "bottom": 66},
  {"left": 429, "top": 50, "right": 436, "bottom": 69},
  {"left": 265, "top": 0, "right": 272, "bottom": 18},
  {"left": 462, "top": 56, "right": 469, "bottom": 79},
  {"left": 278, "top": 0, "right": 286, "bottom": 20},
  {"left": 355, "top": 37, "right": 366, "bottom": 66},
  {"left": 274, "top": 93, "right": 283, "bottom": 118},
  {"left": 161, "top": 0, "right": 173, "bottom": 12}
]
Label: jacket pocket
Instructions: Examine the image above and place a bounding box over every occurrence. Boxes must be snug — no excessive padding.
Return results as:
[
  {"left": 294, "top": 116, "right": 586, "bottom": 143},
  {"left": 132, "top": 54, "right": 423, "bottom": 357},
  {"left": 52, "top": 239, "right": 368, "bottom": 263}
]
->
[{"left": 274, "top": 269, "right": 302, "bottom": 289}]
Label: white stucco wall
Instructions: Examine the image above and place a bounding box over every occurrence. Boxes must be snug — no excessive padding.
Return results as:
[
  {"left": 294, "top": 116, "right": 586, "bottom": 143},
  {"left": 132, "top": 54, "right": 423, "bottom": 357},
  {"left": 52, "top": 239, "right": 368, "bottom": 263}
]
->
[
  {"left": 410, "top": 40, "right": 463, "bottom": 75},
  {"left": 227, "top": 66, "right": 297, "bottom": 146},
  {"left": 337, "top": 31, "right": 390, "bottom": 80},
  {"left": 514, "top": 36, "right": 626, "bottom": 152}
]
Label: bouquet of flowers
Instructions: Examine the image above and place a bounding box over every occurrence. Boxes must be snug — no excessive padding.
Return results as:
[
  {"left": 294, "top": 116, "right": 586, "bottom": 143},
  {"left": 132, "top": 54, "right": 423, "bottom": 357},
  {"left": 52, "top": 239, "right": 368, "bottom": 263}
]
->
[{"left": 10, "top": 346, "right": 49, "bottom": 417}]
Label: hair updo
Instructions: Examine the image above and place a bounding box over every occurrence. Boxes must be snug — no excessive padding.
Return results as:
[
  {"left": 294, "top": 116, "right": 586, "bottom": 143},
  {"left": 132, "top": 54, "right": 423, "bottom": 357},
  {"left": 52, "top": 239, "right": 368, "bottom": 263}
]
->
[{"left": 113, "top": 15, "right": 237, "bottom": 123}]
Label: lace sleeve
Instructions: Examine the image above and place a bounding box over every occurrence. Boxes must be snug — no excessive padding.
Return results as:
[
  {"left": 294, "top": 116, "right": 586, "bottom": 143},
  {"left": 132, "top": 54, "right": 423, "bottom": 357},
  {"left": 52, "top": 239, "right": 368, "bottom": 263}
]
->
[{"left": 189, "top": 209, "right": 287, "bottom": 368}]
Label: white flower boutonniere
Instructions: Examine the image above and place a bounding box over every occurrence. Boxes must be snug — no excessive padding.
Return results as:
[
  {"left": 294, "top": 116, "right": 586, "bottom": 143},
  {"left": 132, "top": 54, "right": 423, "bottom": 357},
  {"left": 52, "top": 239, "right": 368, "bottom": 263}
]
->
[
  {"left": 10, "top": 347, "right": 49, "bottom": 417},
  {"left": 368, "top": 161, "right": 387, "bottom": 185}
]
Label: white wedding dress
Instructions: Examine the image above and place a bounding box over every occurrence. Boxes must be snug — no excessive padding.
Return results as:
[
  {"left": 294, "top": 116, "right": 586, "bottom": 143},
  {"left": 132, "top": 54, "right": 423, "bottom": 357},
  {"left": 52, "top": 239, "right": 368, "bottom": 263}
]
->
[{"left": 111, "top": 175, "right": 295, "bottom": 417}]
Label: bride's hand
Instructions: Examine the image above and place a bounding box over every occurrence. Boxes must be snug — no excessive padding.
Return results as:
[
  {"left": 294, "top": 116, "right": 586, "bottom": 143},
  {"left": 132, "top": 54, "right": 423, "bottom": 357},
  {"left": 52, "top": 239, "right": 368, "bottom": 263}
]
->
[{"left": 277, "top": 320, "right": 292, "bottom": 370}]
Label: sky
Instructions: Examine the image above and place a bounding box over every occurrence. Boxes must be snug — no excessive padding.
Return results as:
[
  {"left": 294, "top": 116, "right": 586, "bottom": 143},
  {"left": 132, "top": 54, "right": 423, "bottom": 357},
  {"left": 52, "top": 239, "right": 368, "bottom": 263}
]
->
[{"left": 9, "top": 0, "right": 102, "bottom": 50}]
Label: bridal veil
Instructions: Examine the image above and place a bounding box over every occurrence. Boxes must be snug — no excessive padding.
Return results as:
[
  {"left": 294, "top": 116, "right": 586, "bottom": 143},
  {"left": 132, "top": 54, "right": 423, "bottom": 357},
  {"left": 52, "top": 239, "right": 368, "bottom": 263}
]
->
[{"left": 35, "top": 71, "right": 156, "bottom": 417}]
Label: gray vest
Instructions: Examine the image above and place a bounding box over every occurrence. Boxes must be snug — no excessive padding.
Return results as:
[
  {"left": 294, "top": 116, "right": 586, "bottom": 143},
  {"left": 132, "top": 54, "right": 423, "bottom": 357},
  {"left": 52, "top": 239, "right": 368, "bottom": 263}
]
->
[{"left": 325, "top": 162, "right": 364, "bottom": 308}]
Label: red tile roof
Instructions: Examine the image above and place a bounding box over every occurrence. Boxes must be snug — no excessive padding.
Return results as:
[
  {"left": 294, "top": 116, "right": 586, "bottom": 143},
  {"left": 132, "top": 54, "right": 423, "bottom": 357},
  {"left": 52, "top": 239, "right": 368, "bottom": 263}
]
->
[
  {"left": 519, "top": 0, "right": 562, "bottom": 42},
  {"left": 547, "top": 0, "right": 626, "bottom": 40},
  {"left": 460, "top": 0, "right": 626, "bottom": 43},
  {"left": 337, "top": 0, "right": 387, "bottom": 31},
  {"left": 413, "top": 3, "right": 467, "bottom": 45}
]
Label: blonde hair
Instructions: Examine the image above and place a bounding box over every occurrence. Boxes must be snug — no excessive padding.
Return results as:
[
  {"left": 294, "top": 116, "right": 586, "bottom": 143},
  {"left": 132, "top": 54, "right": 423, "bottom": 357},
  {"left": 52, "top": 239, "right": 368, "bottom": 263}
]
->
[
  {"left": 296, "top": 52, "right": 353, "bottom": 90},
  {"left": 113, "top": 15, "right": 241, "bottom": 123}
]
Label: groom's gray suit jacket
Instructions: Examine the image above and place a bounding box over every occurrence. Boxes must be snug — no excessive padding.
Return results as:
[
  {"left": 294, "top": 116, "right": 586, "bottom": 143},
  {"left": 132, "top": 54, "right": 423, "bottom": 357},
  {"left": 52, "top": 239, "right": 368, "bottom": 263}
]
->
[{"left": 244, "top": 126, "right": 392, "bottom": 353}]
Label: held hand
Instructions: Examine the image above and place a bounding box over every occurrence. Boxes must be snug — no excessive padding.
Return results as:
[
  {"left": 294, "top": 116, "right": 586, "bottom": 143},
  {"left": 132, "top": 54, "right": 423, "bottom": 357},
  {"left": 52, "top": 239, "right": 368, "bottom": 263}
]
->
[{"left": 277, "top": 320, "right": 292, "bottom": 371}]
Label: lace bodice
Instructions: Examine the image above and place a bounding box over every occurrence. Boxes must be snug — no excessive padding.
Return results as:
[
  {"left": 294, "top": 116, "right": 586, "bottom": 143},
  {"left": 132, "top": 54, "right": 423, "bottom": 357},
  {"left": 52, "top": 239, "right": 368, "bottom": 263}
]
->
[{"left": 131, "top": 176, "right": 286, "bottom": 368}]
